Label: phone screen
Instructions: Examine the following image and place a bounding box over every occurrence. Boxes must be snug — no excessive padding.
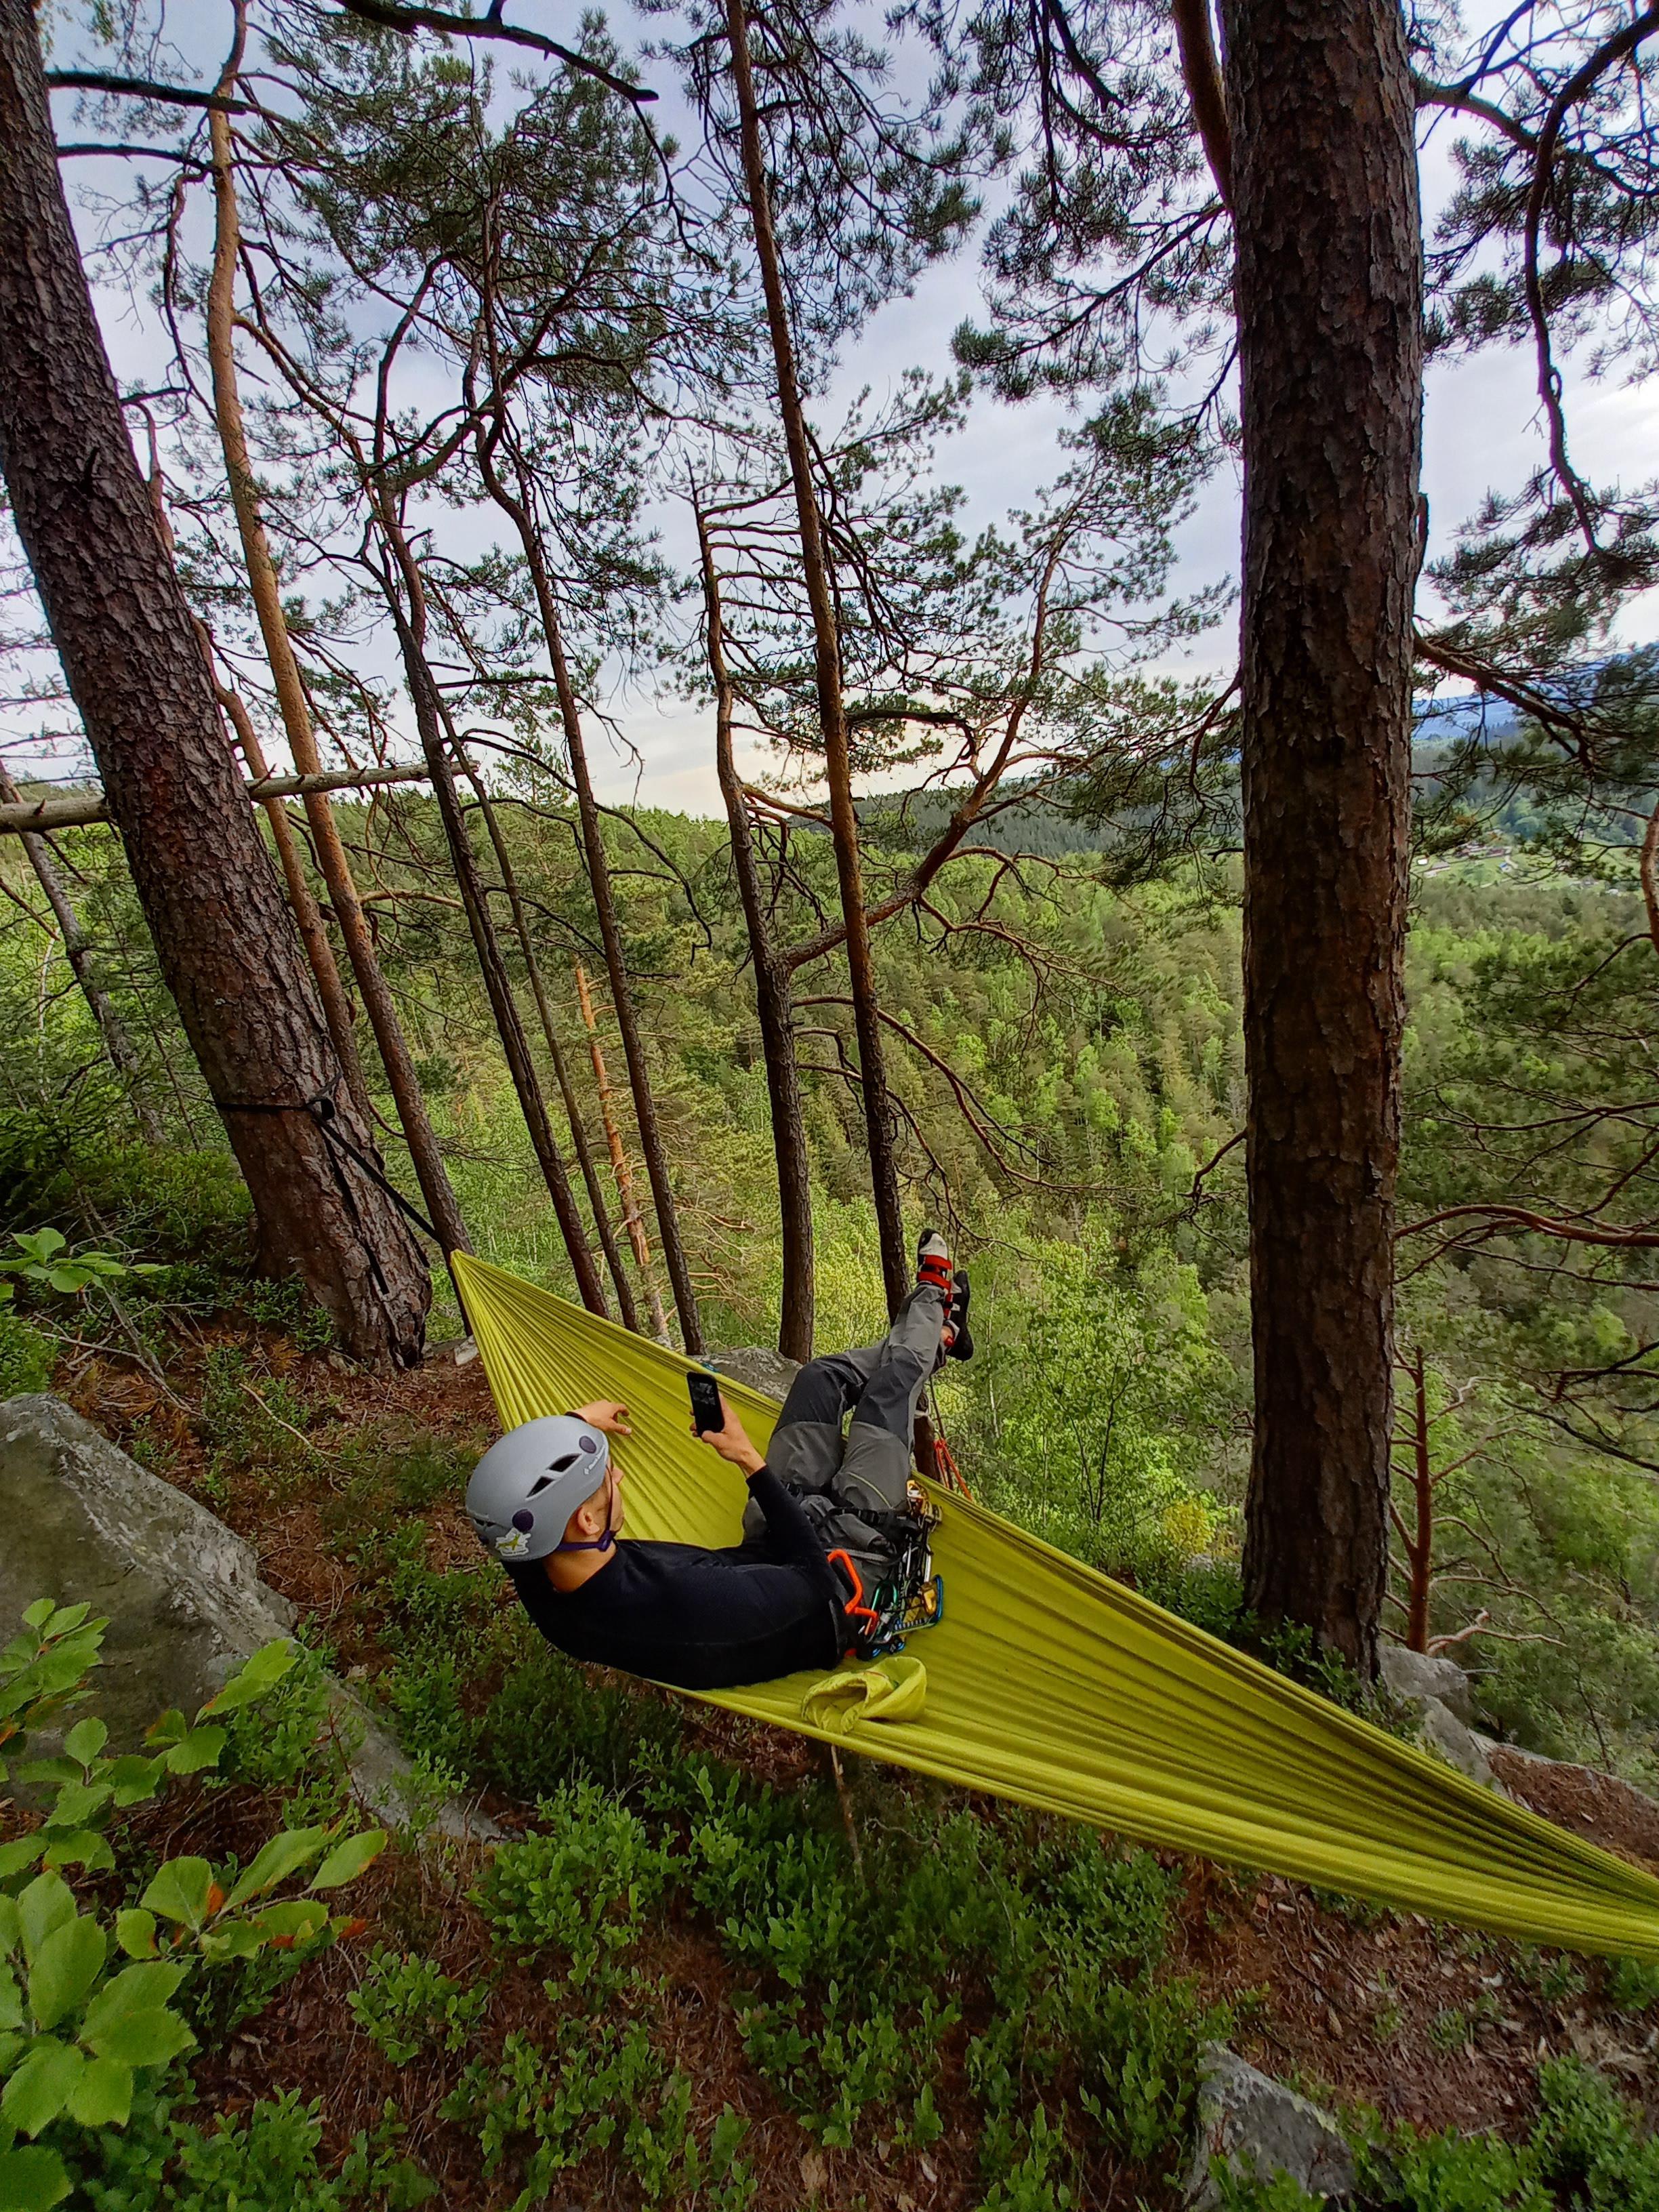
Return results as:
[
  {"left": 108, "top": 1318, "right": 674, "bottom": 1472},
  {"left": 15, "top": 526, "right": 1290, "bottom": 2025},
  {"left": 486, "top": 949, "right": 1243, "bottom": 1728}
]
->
[{"left": 688, "top": 1371, "right": 724, "bottom": 1435}]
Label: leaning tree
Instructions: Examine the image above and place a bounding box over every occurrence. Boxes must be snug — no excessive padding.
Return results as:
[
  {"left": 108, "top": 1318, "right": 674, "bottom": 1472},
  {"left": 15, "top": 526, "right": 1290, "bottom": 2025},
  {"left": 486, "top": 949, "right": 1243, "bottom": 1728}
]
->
[{"left": 0, "top": 0, "right": 432, "bottom": 1365}]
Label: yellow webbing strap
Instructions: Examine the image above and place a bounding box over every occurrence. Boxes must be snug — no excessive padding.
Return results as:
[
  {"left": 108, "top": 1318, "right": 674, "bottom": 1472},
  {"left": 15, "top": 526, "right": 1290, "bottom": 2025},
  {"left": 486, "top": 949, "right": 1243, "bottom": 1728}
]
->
[{"left": 455, "top": 1252, "right": 1659, "bottom": 1959}]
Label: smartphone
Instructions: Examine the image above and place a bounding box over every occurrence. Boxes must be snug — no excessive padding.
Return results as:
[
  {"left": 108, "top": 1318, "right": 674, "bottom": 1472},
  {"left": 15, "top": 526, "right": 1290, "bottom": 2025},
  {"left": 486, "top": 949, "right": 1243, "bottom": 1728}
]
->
[{"left": 688, "top": 1370, "right": 724, "bottom": 1436}]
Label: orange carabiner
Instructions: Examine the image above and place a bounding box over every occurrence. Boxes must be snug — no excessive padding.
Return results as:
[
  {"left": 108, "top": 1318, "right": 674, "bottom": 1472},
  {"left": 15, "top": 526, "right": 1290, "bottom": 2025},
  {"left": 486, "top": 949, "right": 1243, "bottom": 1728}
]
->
[{"left": 825, "top": 1548, "right": 880, "bottom": 1628}]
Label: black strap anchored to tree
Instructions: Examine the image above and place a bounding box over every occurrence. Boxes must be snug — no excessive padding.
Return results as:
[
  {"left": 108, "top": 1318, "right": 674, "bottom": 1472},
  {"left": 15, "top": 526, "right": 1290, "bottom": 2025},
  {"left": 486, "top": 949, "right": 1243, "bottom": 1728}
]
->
[{"left": 218, "top": 1086, "right": 444, "bottom": 1250}]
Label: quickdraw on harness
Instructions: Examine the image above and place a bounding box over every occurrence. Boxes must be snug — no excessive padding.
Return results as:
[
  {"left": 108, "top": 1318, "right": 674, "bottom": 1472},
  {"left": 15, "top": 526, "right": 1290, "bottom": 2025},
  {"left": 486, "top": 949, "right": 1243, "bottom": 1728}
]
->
[{"left": 826, "top": 1480, "right": 945, "bottom": 1660}]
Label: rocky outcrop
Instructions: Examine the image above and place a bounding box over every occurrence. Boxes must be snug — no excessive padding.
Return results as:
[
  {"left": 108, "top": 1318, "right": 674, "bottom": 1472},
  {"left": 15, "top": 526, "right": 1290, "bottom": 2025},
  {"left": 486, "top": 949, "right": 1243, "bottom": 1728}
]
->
[
  {"left": 1184, "top": 2043, "right": 1358, "bottom": 2208},
  {"left": 706, "top": 1346, "right": 802, "bottom": 1403},
  {"left": 1376, "top": 1645, "right": 1473, "bottom": 1724},
  {"left": 1376, "top": 1645, "right": 1501, "bottom": 1790},
  {"left": 0, "top": 1394, "right": 495, "bottom": 1841}
]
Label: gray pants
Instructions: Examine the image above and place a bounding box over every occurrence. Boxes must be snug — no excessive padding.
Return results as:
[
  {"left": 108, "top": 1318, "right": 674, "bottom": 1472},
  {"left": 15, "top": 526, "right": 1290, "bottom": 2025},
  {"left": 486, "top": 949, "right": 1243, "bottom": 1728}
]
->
[{"left": 742, "top": 1282, "right": 947, "bottom": 1570}]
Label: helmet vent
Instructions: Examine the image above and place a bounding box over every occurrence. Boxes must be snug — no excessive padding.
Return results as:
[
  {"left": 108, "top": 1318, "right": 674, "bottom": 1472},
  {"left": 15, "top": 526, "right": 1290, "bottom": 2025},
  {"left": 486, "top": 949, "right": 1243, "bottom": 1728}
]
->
[{"left": 550, "top": 1453, "right": 577, "bottom": 1474}]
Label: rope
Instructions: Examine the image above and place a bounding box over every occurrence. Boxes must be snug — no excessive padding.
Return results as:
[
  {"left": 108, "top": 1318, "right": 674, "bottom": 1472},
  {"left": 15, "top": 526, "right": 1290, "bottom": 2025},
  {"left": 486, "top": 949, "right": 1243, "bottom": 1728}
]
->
[{"left": 218, "top": 1085, "right": 443, "bottom": 1250}]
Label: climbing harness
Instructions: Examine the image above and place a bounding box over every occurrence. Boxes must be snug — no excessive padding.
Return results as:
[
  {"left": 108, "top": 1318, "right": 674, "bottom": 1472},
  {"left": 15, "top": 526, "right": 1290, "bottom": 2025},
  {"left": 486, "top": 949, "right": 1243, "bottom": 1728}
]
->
[{"left": 825, "top": 1479, "right": 945, "bottom": 1660}]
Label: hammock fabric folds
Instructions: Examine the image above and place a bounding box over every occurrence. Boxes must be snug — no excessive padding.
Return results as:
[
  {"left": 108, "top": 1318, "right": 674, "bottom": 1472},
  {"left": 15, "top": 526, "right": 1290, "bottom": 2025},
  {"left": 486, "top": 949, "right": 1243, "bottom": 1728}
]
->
[{"left": 454, "top": 1252, "right": 1659, "bottom": 1960}]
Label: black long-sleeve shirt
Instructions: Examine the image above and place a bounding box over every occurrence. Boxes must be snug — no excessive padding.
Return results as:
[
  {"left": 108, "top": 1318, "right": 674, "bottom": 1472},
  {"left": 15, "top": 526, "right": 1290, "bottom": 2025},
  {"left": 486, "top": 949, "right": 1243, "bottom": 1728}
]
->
[{"left": 504, "top": 1466, "right": 844, "bottom": 1691}]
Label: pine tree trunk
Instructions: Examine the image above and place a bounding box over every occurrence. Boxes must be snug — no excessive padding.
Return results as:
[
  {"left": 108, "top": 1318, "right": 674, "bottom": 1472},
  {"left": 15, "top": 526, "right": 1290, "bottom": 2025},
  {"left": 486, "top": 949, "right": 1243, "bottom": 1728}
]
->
[
  {"left": 1225, "top": 0, "right": 1422, "bottom": 1678},
  {"left": 697, "top": 508, "right": 815, "bottom": 1359},
  {"left": 723, "top": 0, "right": 909, "bottom": 1317},
  {"left": 473, "top": 438, "right": 703, "bottom": 1353},
  {"left": 207, "top": 96, "right": 470, "bottom": 1265},
  {"left": 373, "top": 537, "right": 609, "bottom": 1317},
  {"left": 0, "top": 0, "right": 430, "bottom": 1365},
  {"left": 463, "top": 768, "right": 642, "bottom": 1332},
  {"left": 211, "top": 679, "right": 375, "bottom": 1129},
  {"left": 574, "top": 960, "right": 670, "bottom": 1341}
]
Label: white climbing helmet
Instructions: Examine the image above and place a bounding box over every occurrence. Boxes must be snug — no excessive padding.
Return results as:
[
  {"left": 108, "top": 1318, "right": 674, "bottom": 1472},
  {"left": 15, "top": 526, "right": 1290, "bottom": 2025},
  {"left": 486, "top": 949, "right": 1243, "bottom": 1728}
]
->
[{"left": 466, "top": 1415, "right": 610, "bottom": 1563}]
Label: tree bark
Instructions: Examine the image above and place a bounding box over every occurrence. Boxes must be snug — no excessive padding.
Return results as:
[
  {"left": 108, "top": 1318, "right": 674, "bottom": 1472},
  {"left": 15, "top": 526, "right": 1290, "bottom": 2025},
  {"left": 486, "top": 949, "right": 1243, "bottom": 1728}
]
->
[
  {"left": 0, "top": 0, "right": 429, "bottom": 1365},
  {"left": 1225, "top": 0, "right": 1422, "bottom": 1678},
  {"left": 696, "top": 506, "right": 815, "bottom": 1359},
  {"left": 474, "top": 434, "right": 703, "bottom": 1352},
  {"left": 207, "top": 89, "right": 469, "bottom": 1265},
  {"left": 211, "top": 676, "right": 374, "bottom": 1128},
  {"left": 0, "top": 762, "right": 165, "bottom": 1145},
  {"left": 723, "top": 0, "right": 909, "bottom": 1318}
]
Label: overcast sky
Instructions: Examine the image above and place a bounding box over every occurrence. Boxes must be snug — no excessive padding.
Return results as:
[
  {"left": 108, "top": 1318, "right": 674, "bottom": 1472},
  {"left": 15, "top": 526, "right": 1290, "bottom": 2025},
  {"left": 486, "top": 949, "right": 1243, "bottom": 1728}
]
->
[{"left": 20, "top": 2, "right": 1659, "bottom": 815}]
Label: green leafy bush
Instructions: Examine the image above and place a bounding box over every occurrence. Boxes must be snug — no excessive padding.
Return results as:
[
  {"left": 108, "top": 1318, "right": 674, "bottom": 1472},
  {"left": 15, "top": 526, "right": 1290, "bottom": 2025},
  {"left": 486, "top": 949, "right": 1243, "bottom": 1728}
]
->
[
  {"left": 0, "top": 1603, "right": 386, "bottom": 2211},
  {"left": 0, "top": 1314, "right": 52, "bottom": 1401},
  {"left": 346, "top": 1949, "right": 487, "bottom": 2067}
]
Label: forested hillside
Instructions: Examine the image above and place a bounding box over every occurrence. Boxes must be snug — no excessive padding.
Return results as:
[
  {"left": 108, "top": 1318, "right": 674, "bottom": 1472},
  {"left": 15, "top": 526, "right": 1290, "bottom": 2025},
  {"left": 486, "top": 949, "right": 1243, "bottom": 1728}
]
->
[{"left": 4, "top": 0, "right": 1659, "bottom": 2207}]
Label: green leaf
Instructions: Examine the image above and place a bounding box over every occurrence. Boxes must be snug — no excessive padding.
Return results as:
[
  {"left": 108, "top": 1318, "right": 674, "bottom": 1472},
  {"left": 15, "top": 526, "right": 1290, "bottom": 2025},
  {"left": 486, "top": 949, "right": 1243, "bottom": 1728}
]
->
[
  {"left": 65, "top": 2055, "right": 132, "bottom": 2131},
  {"left": 14, "top": 1761, "right": 81, "bottom": 1789},
  {"left": 142, "top": 1711, "right": 187, "bottom": 1750},
  {"left": 79, "top": 1965, "right": 188, "bottom": 2054},
  {"left": 0, "top": 1965, "right": 22, "bottom": 2034},
  {"left": 224, "top": 1828, "right": 326, "bottom": 1910},
  {"left": 20, "top": 1601, "right": 55, "bottom": 1631},
  {"left": 82, "top": 2007, "right": 194, "bottom": 2071},
  {"left": 61, "top": 1719, "right": 107, "bottom": 1769},
  {"left": 0, "top": 1899, "right": 20, "bottom": 1957},
  {"left": 0, "top": 2144, "right": 70, "bottom": 2211},
  {"left": 13, "top": 1230, "right": 65, "bottom": 1263},
  {"left": 308, "top": 1830, "right": 386, "bottom": 1891},
  {"left": 41, "top": 1833, "right": 114, "bottom": 1876},
  {"left": 160, "top": 1727, "right": 226, "bottom": 1778},
  {"left": 28, "top": 1916, "right": 106, "bottom": 2033},
  {"left": 247, "top": 1900, "right": 327, "bottom": 1944},
  {"left": 113, "top": 1912, "right": 157, "bottom": 1961},
  {"left": 0, "top": 1843, "right": 42, "bottom": 1885},
  {"left": 42, "top": 1780, "right": 112, "bottom": 1832},
  {"left": 16, "top": 1878, "right": 73, "bottom": 1971},
  {"left": 108, "top": 1755, "right": 165, "bottom": 1808},
  {"left": 139, "top": 1858, "right": 212, "bottom": 1929},
  {"left": 1, "top": 2041, "right": 83, "bottom": 2137},
  {"left": 197, "top": 1641, "right": 298, "bottom": 1719},
  {"left": 201, "top": 1922, "right": 263, "bottom": 1961}
]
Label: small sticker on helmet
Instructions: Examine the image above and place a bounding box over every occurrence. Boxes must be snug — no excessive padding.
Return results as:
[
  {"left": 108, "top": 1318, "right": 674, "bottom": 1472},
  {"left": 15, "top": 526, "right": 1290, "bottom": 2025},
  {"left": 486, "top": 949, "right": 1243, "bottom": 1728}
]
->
[{"left": 496, "top": 1527, "right": 532, "bottom": 1558}]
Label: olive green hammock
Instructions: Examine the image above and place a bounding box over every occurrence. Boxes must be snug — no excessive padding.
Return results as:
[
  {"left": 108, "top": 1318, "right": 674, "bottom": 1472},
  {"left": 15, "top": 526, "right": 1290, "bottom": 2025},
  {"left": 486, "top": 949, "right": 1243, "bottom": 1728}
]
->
[{"left": 453, "top": 1251, "right": 1659, "bottom": 1961}]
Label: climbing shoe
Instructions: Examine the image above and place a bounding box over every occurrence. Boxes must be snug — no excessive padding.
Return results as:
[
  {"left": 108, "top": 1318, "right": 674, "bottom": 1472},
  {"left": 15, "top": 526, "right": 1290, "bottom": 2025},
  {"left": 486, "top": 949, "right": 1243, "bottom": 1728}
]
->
[
  {"left": 944, "top": 1271, "right": 973, "bottom": 1362},
  {"left": 916, "top": 1229, "right": 954, "bottom": 1297}
]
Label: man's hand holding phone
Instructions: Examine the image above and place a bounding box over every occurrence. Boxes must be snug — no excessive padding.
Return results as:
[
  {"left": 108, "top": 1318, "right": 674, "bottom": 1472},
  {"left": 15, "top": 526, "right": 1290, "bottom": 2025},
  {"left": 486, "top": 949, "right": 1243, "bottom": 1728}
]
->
[{"left": 688, "top": 1373, "right": 765, "bottom": 1478}]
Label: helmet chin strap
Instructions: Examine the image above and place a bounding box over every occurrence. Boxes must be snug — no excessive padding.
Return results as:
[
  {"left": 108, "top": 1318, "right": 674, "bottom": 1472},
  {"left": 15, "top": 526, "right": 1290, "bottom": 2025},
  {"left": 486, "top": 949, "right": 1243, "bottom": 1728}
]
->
[{"left": 553, "top": 1467, "right": 619, "bottom": 1556}]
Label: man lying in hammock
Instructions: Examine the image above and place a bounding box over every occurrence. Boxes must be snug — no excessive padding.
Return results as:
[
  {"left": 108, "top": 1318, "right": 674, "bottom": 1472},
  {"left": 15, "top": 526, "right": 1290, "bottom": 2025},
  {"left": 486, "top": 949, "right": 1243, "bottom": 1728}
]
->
[{"left": 464, "top": 1234, "right": 972, "bottom": 1692}]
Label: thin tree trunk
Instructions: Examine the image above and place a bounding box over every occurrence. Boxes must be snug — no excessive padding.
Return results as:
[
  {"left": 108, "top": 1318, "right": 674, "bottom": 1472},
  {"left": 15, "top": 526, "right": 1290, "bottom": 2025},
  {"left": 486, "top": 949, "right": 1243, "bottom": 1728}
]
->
[
  {"left": 723, "top": 0, "right": 908, "bottom": 1317},
  {"left": 1404, "top": 1349, "right": 1434, "bottom": 1655},
  {"left": 0, "top": 762, "right": 165, "bottom": 1144},
  {"left": 211, "top": 677, "right": 374, "bottom": 1128},
  {"left": 206, "top": 85, "right": 469, "bottom": 1263},
  {"left": 472, "top": 432, "right": 702, "bottom": 1352},
  {"left": 0, "top": 0, "right": 429, "bottom": 1364},
  {"left": 1226, "top": 0, "right": 1422, "bottom": 1679},
  {"left": 696, "top": 506, "right": 815, "bottom": 1359},
  {"left": 575, "top": 959, "right": 669, "bottom": 1341},
  {"left": 464, "top": 769, "right": 641, "bottom": 1331},
  {"left": 373, "top": 529, "right": 609, "bottom": 1317}
]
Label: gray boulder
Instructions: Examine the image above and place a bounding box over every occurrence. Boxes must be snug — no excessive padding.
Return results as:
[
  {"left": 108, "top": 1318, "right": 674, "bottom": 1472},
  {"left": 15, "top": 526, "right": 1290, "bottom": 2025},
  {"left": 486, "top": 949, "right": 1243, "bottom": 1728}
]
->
[
  {"left": 1415, "top": 1697, "right": 1502, "bottom": 1790},
  {"left": 706, "top": 1347, "right": 802, "bottom": 1404},
  {"left": 0, "top": 1395, "right": 494, "bottom": 1842},
  {"left": 1377, "top": 1645, "right": 1473, "bottom": 1723},
  {"left": 1184, "top": 2044, "right": 1358, "bottom": 2209}
]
